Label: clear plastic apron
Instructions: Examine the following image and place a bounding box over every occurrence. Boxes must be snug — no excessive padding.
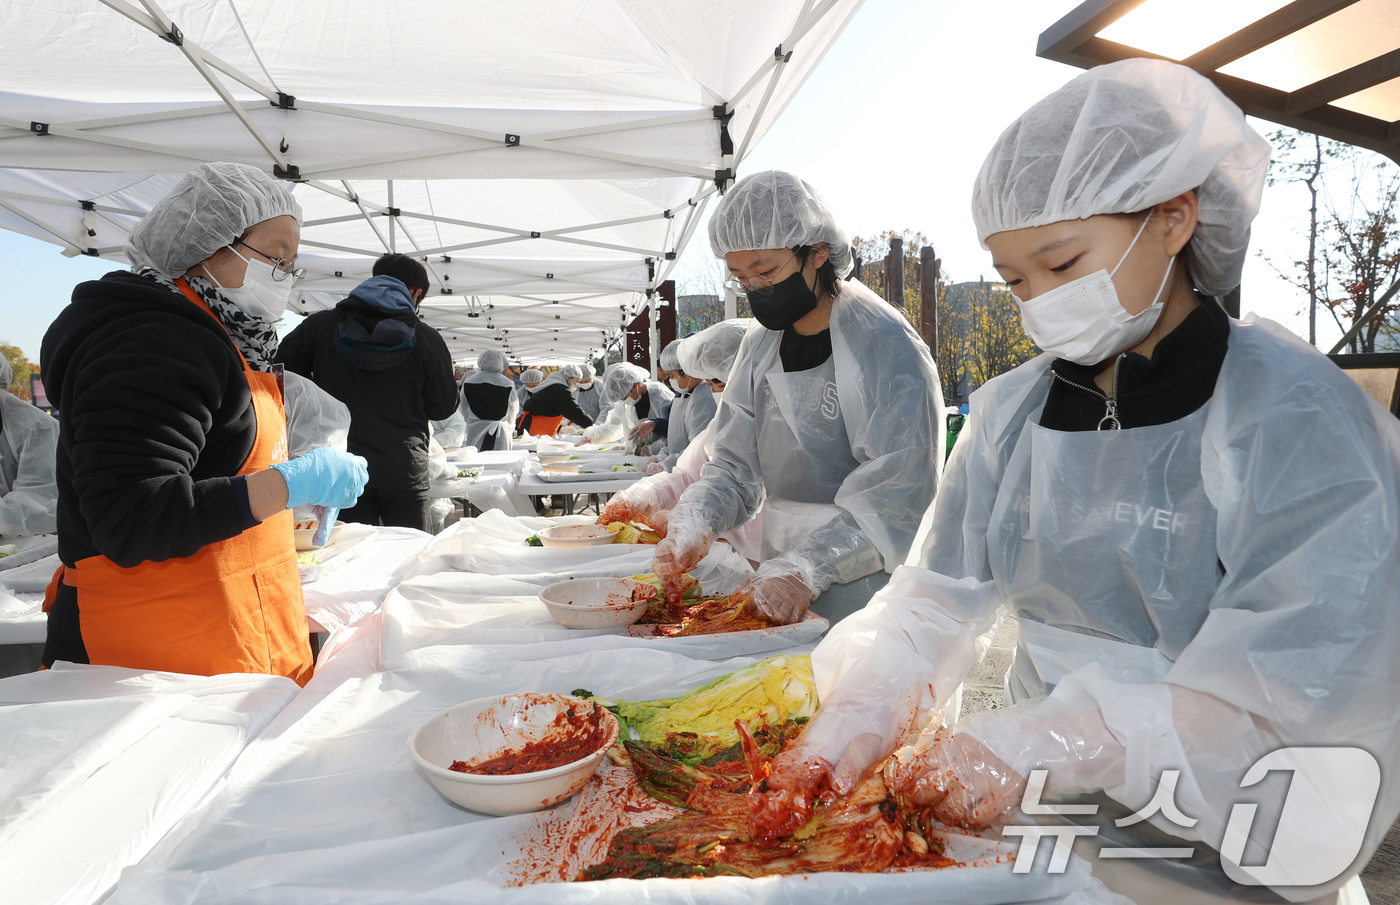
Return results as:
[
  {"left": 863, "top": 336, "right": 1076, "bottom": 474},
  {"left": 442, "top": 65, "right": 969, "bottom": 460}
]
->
[
  {"left": 988, "top": 405, "right": 1221, "bottom": 703},
  {"left": 757, "top": 357, "right": 885, "bottom": 623}
]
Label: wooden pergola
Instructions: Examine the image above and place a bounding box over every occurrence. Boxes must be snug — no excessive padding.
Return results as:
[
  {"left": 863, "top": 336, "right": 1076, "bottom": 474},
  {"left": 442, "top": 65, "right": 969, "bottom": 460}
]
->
[{"left": 1039, "top": 0, "right": 1400, "bottom": 347}]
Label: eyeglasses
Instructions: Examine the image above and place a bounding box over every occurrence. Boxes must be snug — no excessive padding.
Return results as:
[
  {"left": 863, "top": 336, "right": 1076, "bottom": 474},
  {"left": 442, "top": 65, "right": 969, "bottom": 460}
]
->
[
  {"left": 235, "top": 239, "right": 306, "bottom": 285},
  {"left": 723, "top": 250, "right": 797, "bottom": 300}
]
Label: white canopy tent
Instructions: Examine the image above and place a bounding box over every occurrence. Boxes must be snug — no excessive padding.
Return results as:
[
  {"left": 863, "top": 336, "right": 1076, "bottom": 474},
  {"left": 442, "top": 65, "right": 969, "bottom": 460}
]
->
[{"left": 0, "top": 0, "right": 864, "bottom": 365}]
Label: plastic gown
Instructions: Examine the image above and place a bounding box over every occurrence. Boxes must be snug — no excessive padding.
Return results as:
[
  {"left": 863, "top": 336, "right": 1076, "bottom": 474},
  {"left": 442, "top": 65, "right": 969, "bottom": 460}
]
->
[
  {"left": 0, "top": 391, "right": 59, "bottom": 536},
  {"left": 585, "top": 381, "right": 673, "bottom": 445},
  {"left": 282, "top": 371, "right": 351, "bottom": 458},
  {"left": 669, "top": 279, "right": 943, "bottom": 619},
  {"left": 460, "top": 371, "right": 518, "bottom": 451},
  {"left": 808, "top": 316, "right": 1400, "bottom": 899},
  {"left": 660, "top": 381, "right": 716, "bottom": 470},
  {"left": 429, "top": 410, "right": 468, "bottom": 450}
]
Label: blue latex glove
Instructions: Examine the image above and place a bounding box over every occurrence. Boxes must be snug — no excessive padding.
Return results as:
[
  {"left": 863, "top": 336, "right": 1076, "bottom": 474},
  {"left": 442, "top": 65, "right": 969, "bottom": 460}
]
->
[
  {"left": 270, "top": 447, "right": 368, "bottom": 510},
  {"left": 311, "top": 505, "right": 338, "bottom": 548}
]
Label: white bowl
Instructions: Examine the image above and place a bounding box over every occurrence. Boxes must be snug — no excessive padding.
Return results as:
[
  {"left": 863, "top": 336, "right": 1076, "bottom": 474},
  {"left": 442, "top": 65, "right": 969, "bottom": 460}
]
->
[
  {"left": 292, "top": 519, "right": 345, "bottom": 551},
  {"left": 537, "top": 453, "right": 574, "bottom": 464},
  {"left": 539, "top": 577, "right": 654, "bottom": 629},
  {"left": 408, "top": 693, "right": 618, "bottom": 816},
  {"left": 536, "top": 524, "right": 616, "bottom": 548}
]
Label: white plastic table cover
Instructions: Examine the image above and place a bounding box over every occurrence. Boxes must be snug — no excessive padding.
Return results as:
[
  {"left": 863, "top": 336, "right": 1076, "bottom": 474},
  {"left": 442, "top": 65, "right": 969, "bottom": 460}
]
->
[
  {"left": 517, "top": 471, "right": 642, "bottom": 497},
  {"left": 0, "top": 663, "right": 298, "bottom": 905},
  {"left": 0, "top": 582, "right": 45, "bottom": 644},
  {"left": 0, "top": 533, "right": 59, "bottom": 571},
  {"left": 299, "top": 526, "right": 435, "bottom": 637},
  {"left": 378, "top": 511, "right": 825, "bottom": 666},
  {"left": 391, "top": 512, "right": 725, "bottom": 585},
  {"left": 102, "top": 639, "right": 1125, "bottom": 905},
  {"left": 379, "top": 581, "right": 828, "bottom": 669}
]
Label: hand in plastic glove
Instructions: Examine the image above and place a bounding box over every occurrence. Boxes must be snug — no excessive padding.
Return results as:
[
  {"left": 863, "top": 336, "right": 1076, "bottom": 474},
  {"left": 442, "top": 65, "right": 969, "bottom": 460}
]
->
[
  {"left": 652, "top": 508, "right": 712, "bottom": 607},
  {"left": 884, "top": 726, "right": 1025, "bottom": 831},
  {"left": 745, "top": 558, "right": 816, "bottom": 625},
  {"left": 270, "top": 447, "right": 369, "bottom": 510},
  {"left": 748, "top": 743, "right": 831, "bottom": 846},
  {"left": 643, "top": 456, "right": 665, "bottom": 476},
  {"left": 629, "top": 420, "right": 656, "bottom": 443}
]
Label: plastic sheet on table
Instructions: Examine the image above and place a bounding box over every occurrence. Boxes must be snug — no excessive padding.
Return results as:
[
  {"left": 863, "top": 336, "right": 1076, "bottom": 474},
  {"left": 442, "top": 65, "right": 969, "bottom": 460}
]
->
[
  {"left": 105, "top": 645, "right": 1119, "bottom": 905},
  {"left": 0, "top": 664, "right": 297, "bottom": 905},
  {"left": 392, "top": 512, "right": 666, "bottom": 583},
  {"left": 0, "top": 534, "right": 58, "bottom": 572}
]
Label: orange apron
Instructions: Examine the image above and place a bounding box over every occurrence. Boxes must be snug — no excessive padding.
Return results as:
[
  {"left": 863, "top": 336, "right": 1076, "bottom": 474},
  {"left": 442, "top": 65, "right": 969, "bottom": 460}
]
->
[
  {"left": 45, "top": 280, "right": 312, "bottom": 685},
  {"left": 518, "top": 412, "right": 565, "bottom": 437}
]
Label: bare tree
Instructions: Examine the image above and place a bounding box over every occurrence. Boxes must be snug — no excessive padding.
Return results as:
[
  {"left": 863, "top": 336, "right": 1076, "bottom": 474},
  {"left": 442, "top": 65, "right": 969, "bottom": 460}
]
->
[
  {"left": 1260, "top": 128, "right": 1350, "bottom": 346},
  {"left": 1323, "top": 164, "right": 1400, "bottom": 353}
]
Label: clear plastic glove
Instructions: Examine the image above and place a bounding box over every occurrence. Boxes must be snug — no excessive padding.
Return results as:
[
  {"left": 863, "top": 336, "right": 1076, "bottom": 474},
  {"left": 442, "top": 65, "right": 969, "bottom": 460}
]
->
[
  {"left": 598, "top": 482, "right": 660, "bottom": 526},
  {"left": 652, "top": 507, "right": 713, "bottom": 606},
  {"left": 748, "top": 741, "right": 832, "bottom": 846},
  {"left": 745, "top": 557, "right": 816, "bottom": 625},
  {"left": 884, "top": 726, "right": 1026, "bottom": 831},
  {"left": 270, "top": 447, "right": 369, "bottom": 509},
  {"left": 311, "top": 505, "right": 338, "bottom": 547},
  {"left": 629, "top": 420, "right": 656, "bottom": 444},
  {"left": 643, "top": 456, "right": 665, "bottom": 476}
]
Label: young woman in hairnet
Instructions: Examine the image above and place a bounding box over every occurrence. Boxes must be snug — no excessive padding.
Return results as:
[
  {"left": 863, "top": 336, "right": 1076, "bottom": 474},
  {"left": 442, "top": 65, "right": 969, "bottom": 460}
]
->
[
  {"left": 518, "top": 364, "right": 595, "bottom": 436},
  {"left": 460, "top": 350, "right": 518, "bottom": 451},
  {"left": 650, "top": 171, "right": 944, "bottom": 626},
  {"left": 582, "top": 362, "right": 674, "bottom": 445},
  {"left": 573, "top": 364, "right": 608, "bottom": 422},
  {"left": 0, "top": 356, "right": 58, "bottom": 536},
  {"left": 750, "top": 61, "right": 1400, "bottom": 901},
  {"left": 39, "top": 162, "right": 367, "bottom": 684},
  {"left": 631, "top": 338, "right": 719, "bottom": 475},
  {"left": 598, "top": 319, "right": 763, "bottom": 560}
]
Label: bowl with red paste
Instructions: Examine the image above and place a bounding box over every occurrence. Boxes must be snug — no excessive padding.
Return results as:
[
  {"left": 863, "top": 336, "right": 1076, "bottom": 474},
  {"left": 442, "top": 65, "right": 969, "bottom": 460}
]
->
[{"left": 408, "top": 692, "right": 618, "bottom": 816}]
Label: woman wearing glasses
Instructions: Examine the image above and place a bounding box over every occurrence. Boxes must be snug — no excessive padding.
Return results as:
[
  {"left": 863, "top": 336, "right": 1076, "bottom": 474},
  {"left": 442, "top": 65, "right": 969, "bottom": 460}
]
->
[
  {"left": 651, "top": 170, "right": 945, "bottom": 625},
  {"left": 39, "top": 162, "right": 366, "bottom": 683}
]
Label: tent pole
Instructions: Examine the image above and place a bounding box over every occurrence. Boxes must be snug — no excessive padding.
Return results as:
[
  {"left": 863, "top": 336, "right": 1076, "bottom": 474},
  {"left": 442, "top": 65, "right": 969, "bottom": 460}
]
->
[{"left": 387, "top": 180, "right": 396, "bottom": 253}]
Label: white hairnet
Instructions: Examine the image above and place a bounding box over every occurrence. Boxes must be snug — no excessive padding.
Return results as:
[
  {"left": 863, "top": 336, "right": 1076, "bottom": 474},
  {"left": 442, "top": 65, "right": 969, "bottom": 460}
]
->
[
  {"left": 678, "top": 319, "right": 752, "bottom": 382},
  {"left": 125, "top": 162, "right": 303, "bottom": 278},
  {"left": 0, "top": 356, "right": 12, "bottom": 391},
  {"left": 580, "top": 364, "right": 595, "bottom": 381},
  {"left": 659, "top": 340, "right": 683, "bottom": 372},
  {"left": 971, "top": 58, "right": 1270, "bottom": 297},
  {"left": 476, "top": 350, "right": 508, "bottom": 374},
  {"left": 709, "top": 170, "right": 853, "bottom": 279},
  {"left": 521, "top": 368, "right": 544, "bottom": 384},
  {"left": 558, "top": 364, "right": 583, "bottom": 381},
  {"left": 602, "top": 362, "right": 647, "bottom": 401}
]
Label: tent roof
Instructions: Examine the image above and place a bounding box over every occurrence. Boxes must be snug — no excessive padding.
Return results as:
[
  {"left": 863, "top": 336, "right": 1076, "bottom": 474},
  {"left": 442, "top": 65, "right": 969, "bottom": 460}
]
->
[
  {"left": 0, "top": 0, "right": 864, "bottom": 364},
  {"left": 1038, "top": 0, "right": 1400, "bottom": 165}
]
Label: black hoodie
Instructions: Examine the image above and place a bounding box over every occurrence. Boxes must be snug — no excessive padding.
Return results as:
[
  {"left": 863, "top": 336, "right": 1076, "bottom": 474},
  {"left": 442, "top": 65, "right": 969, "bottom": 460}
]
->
[{"left": 275, "top": 280, "right": 458, "bottom": 493}]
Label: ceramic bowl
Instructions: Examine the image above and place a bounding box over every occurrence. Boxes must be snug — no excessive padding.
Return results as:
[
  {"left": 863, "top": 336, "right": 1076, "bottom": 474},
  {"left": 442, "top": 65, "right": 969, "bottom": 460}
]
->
[
  {"left": 407, "top": 693, "right": 617, "bottom": 816},
  {"left": 539, "top": 577, "right": 653, "bottom": 629}
]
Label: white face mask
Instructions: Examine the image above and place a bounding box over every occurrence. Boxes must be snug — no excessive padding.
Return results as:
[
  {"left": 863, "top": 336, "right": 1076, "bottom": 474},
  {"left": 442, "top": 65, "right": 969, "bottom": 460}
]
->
[
  {"left": 667, "top": 377, "right": 680, "bottom": 393},
  {"left": 1015, "top": 212, "right": 1175, "bottom": 366},
  {"left": 207, "top": 246, "right": 292, "bottom": 322}
]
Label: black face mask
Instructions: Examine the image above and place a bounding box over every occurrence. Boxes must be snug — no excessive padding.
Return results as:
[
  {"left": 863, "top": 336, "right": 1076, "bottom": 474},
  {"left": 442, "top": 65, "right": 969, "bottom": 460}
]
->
[{"left": 748, "top": 270, "right": 818, "bottom": 330}]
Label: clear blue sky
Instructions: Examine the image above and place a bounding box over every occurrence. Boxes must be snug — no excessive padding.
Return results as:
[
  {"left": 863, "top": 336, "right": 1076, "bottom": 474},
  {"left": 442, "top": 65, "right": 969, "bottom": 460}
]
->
[{"left": 0, "top": 0, "right": 1338, "bottom": 363}]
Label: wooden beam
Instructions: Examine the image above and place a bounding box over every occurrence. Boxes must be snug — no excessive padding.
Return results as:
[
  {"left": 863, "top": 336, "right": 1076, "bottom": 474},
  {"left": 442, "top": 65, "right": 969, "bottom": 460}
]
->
[
  {"left": 1286, "top": 48, "right": 1400, "bottom": 114},
  {"left": 1182, "top": 0, "right": 1360, "bottom": 73},
  {"left": 1036, "top": 0, "right": 1145, "bottom": 68}
]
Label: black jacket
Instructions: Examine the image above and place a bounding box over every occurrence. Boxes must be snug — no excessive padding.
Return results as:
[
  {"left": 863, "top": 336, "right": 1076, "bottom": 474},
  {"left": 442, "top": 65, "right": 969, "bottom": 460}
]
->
[
  {"left": 42, "top": 271, "right": 254, "bottom": 569},
  {"left": 275, "top": 297, "right": 458, "bottom": 493},
  {"left": 522, "top": 381, "right": 594, "bottom": 428},
  {"left": 41, "top": 272, "right": 261, "bottom": 665},
  {"left": 1041, "top": 296, "right": 1229, "bottom": 431}
]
